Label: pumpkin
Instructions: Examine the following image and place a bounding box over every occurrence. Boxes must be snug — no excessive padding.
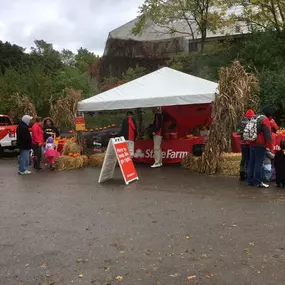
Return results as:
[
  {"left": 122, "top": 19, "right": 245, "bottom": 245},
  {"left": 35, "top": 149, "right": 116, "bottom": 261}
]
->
[
  {"left": 68, "top": 153, "right": 73, "bottom": 157},
  {"left": 103, "top": 127, "right": 107, "bottom": 130},
  {"left": 68, "top": 130, "right": 73, "bottom": 134},
  {"left": 111, "top": 124, "right": 115, "bottom": 127},
  {"left": 108, "top": 125, "right": 111, "bottom": 128},
  {"left": 99, "top": 128, "right": 103, "bottom": 131}
]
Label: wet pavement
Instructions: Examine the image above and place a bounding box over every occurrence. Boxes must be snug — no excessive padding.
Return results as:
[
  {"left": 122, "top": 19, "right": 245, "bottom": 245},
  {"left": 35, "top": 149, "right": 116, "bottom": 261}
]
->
[{"left": 1, "top": 159, "right": 285, "bottom": 285}]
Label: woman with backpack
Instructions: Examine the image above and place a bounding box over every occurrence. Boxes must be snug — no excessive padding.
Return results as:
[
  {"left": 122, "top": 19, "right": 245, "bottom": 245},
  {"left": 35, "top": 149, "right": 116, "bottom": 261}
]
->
[
  {"left": 244, "top": 106, "right": 273, "bottom": 188},
  {"left": 238, "top": 109, "right": 255, "bottom": 181}
]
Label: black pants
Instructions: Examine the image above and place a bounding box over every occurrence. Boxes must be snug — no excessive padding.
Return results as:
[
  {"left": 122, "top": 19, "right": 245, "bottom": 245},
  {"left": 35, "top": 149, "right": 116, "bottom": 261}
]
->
[
  {"left": 240, "top": 144, "right": 250, "bottom": 173},
  {"left": 33, "top": 144, "right": 42, "bottom": 169}
]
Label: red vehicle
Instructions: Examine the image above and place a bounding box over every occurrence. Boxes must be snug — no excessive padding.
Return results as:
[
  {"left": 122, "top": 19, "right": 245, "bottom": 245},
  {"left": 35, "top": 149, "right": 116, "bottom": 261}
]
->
[{"left": 0, "top": 115, "right": 17, "bottom": 156}]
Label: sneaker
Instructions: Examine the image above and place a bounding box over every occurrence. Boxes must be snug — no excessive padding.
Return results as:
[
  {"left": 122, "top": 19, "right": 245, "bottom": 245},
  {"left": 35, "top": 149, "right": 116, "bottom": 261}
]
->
[
  {"left": 258, "top": 182, "right": 269, "bottom": 188},
  {"left": 18, "top": 170, "right": 31, "bottom": 175},
  {"left": 151, "top": 163, "right": 162, "bottom": 168}
]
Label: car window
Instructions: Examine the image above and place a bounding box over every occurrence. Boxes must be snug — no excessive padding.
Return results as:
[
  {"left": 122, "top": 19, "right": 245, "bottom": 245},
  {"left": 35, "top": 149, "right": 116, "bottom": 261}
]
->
[{"left": 0, "top": 116, "right": 12, "bottom": 126}]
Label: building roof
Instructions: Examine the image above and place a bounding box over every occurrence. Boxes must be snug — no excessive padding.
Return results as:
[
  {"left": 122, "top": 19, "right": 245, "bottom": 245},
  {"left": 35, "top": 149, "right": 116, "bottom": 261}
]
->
[{"left": 108, "top": 6, "right": 251, "bottom": 42}]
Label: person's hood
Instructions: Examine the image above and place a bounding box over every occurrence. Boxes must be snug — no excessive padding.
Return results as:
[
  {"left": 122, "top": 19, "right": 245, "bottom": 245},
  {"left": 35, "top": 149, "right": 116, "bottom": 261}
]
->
[
  {"left": 245, "top": 109, "right": 255, "bottom": 119},
  {"left": 261, "top": 105, "right": 274, "bottom": 118},
  {"left": 22, "top": 115, "right": 31, "bottom": 126},
  {"left": 47, "top": 137, "right": 54, "bottom": 143}
]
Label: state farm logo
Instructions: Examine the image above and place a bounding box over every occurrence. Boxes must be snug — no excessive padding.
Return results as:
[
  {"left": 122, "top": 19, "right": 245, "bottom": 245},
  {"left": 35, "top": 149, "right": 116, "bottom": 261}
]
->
[
  {"left": 133, "top": 148, "right": 189, "bottom": 159},
  {"left": 133, "top": 149, "right": 145, "bottom": 158}
]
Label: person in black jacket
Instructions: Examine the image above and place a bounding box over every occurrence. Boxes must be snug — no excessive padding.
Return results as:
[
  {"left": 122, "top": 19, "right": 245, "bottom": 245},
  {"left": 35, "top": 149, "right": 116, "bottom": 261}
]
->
[
  {"left": 43, "top": 118, "right": 59, "bottom": 141},
  {"left": 16, "top": 115, "right": 32, "bottom": 175},
  {"left": 274, "top": 141, "right": 285, "bottom": 188}
]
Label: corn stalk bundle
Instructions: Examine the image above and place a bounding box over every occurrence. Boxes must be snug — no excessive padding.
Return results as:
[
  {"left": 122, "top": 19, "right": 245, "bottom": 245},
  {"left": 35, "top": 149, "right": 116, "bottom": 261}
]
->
[
  {"left": 201, "top": 61, "right": 259, "bottom": 175},
  {"left": 11, "top": 94, "right": 37, "bottom": 118},
  {"left": 50, "top": 88, "right": 82, "bottom": 129}
]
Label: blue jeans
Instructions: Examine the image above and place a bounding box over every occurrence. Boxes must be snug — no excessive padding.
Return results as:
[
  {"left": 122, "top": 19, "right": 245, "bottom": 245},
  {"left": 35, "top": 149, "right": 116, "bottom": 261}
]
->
[
  {"left": 247, "top": 146, "right": 266, "bottom": 185},
  {"left": 19, "top": 149, "right": 30, "bottom": 173},
  {"left": 263, "top": 164, "right": 272, "bottom": 182}
]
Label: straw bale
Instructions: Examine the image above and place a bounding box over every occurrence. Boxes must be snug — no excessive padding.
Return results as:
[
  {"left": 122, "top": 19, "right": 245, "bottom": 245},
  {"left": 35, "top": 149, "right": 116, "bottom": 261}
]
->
[
  {"left": 89, "top": 153, "right": 105, "bottom": 167},
  {"left": 183, "top": 152, "right": 241, "bottom": 176},
  {"left": 182, "top": 154, "right": 202, "bottom": 172},
  {"left": 56, "top": 155, "right": 87, "bottom": 171},
  {"left": 63, "top": 141, "right": 82, "bottom": 155}
]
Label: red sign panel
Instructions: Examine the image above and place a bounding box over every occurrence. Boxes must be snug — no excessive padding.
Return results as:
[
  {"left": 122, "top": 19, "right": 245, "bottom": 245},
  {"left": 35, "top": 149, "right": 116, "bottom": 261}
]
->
[
  {"left": 75, "top": 117, "right": 85, "bottom": 131},
  {"left": 114, "top": 141, "right": 138, "bottom": 184}
]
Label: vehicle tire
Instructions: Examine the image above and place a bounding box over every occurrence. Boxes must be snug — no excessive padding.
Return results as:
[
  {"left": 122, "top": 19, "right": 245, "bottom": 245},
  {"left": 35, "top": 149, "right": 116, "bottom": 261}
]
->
[{"left": 0, "top": 146, "right": 3, "bottom": 158}]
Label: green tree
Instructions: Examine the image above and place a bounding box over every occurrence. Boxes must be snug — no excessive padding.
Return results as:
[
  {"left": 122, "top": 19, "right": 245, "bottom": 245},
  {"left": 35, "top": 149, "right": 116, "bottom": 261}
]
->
[
  {"left": 230, "top": 0, "right": 285, "bottom": 34},
  {"left": 0, "top": 41, "right": 29, "bottom": 74},
  {"left": 60, "top": 49, "right": 76, "bottom": 66},
  {"left": 75, "top": 48, "right": 99, "bottom": 72},
  {"left": 122, "top": 65, "right": 147, "bottom": 81},
  {"left": 30, "top": 40, "right": 63, "bottom": 72}
]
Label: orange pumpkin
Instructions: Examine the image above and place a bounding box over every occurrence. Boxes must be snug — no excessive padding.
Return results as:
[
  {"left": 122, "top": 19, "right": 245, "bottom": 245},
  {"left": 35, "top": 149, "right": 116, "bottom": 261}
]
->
[
  {"left": 111, "top": 124, "right": 115, "bottom": 127},
  {"left": 68, "top": 153, "right": 73, "bottom": 157}
]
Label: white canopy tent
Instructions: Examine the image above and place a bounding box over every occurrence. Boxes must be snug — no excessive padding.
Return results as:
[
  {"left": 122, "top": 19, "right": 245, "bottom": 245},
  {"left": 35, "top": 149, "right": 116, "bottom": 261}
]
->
[{"left": 78, "top": 67, "right": 218, "bottom": 112}]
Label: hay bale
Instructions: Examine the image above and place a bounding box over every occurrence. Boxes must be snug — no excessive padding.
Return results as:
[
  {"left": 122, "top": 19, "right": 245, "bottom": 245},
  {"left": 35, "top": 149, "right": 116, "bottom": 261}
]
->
[
  {"left": 183, "top": 152, "right": 241, "bottom": 176},
  {"left": 56, "top": 155, "right": 87, "bottom": 171},
  {"left": 63, "top": 141, "right": 82, "bottom": 155},
  {"left": 182, "top": 154, "right": 202, "bottom": 172},
  {"left": 218, "top": 160, "right": 240, "bottom": 176},
  {"left": 89, "top": 153, "right": 105, "bottom": 167},
  {"left": 82, "top": 155, "right": 89, "bottom": 167},
  {"left": 218, "top": 153, "right": 241, "bottom": 176},
  {"left": 221, "top": 152, "right": 241, "bottom": 161}
]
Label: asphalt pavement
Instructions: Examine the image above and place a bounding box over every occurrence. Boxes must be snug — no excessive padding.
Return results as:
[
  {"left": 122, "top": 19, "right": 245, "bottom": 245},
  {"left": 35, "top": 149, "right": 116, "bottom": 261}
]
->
[{"left": 1, "top": 159, "right": 285, "bottom": 285}]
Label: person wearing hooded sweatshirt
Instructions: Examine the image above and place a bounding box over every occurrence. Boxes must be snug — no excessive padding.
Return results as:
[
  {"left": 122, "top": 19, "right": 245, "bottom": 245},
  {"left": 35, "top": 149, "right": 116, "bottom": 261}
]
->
[
  {"left": 16, "top": 115, "right": 32, "bottom": 175},
  {"left": 238, "top": 109, "right": 255, "bottom": 181},
  {"left": 247, "top": 106, "right": 273, "bottom": 188}
]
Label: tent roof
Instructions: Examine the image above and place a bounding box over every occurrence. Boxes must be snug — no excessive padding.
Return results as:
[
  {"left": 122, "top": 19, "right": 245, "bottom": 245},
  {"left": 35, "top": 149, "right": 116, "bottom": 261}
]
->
[{"left": 78, "top": 67, "right": 218, "bottom": 112}]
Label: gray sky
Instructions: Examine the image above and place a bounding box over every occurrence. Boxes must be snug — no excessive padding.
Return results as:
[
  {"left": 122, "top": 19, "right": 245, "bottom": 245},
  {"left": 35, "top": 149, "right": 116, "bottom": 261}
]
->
[{"left": 0, "top": 0, "right": 144, "bottom": 55}]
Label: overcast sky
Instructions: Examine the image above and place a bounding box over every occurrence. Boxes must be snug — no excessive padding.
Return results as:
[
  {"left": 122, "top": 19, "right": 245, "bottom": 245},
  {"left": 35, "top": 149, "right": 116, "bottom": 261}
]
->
[{"left": 0, "top": 0, "right": 144, "bottom": 55}]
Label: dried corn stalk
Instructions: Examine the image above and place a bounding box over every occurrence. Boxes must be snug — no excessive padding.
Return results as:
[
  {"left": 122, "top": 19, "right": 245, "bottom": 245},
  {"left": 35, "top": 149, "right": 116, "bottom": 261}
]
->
[
  {"left": 11, "top": 94, "right": 37, "bottom": 118},
  {"left": 50, "top": 88, "right": 82, "bottom": 129},
  {"left": 201, "top": 61, "right": 259, "bottom": 175}
]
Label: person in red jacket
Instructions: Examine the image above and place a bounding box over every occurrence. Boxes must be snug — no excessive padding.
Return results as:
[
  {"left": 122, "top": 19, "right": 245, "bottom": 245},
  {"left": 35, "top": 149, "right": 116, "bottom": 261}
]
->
[
  {"left": 239, "top": 109, "right": 255, "bottom": 181},
  {"left": 269, "top": 116, "right": 279, "bottom": 133},
  {"left": 247, "top": 106, "right": 273, "bottom": 188},
  {"left": 31, "top": 117, "right": 44, "bottom": 170},
  {"left": 120, "top": 111, "right": 137, "bottom": 157}
]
